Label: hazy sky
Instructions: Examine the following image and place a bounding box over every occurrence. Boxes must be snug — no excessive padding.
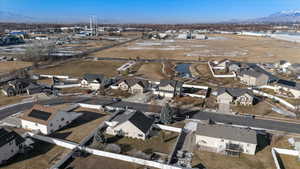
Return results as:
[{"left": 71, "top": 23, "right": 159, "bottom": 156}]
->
[{"left": 1, "top": 0, "right": 300, "bottom": 23}]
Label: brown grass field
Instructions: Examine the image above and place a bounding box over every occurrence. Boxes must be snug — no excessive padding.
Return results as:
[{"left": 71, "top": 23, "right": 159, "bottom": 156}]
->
[
  {"left": 33, "top": 60, "right": 126, "bottom": 77},
  {"left": 92, "top": 34, "right": 300, "bottom": 63},
  {"left": 0, "top": 94, "right": 28, "bottom": 107},
  {"left": 0, "top": 61, "right": 32, "bottom": 74},
  {"left": 136, "top": 62, "right": 166, "bottom": 80}
]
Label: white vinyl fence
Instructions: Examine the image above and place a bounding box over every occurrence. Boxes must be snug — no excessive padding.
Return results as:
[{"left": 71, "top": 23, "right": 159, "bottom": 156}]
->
[
  {"left": 207, "top": 62, "right": 236, "bottom": 78},
  {"left": 27, "top": 133, "right": 189, "bottom": 169},
  {"left": 271, "top": 147, "right": 299, "bottom": 169},
  {"left": 251, "top": 89, "right": 296, "bottom": 110}
]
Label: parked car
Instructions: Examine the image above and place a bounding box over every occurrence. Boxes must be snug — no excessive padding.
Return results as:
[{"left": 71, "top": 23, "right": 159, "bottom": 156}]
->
[{"left": 112, "top": 98, "right": 122, "bottom": 102}]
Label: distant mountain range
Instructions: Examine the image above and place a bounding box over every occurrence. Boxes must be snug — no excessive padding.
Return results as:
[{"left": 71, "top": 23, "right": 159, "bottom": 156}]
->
[
  {"left": 1, "top": 10, "right": 300, "bottom": 24},
  {"left": 0, "top": 11, "right": 37, "bottom": 23},
  {"left": 225, "top": 10, "right": 300, "bottom": 24},
  {"left": 251, "top": 10, "right": 300, "bottom": 23}
]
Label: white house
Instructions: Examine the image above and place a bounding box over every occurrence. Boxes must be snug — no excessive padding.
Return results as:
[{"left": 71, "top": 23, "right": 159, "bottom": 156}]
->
[
  {"left": 155, "top": 80, "right": 183, "bottom": 98},
  {"left": 217, "top": 88, "right": 254, "bottom": 106},
  {"left": 20, "top": 104, "right": 82, "bottom": 135},
  {"left": 177, "top": 33, "right": 188, "bottom": 39},
  {"left": 81, "top": 74, "right": 105, "bottom": 90},
  {"left": 192, "top": 34, "right": 207, "bottom": 40},
  {"left": 105, "top": 110, "right": 155, "bottom": 140},
  {"left": 195, "top": 123, "right": 257, "bottom": 155},
  {"left": 0, "top": 127, "right": 25, "bottom": 164}
]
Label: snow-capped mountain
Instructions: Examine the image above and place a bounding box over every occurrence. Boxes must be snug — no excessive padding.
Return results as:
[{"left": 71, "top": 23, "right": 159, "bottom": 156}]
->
[{"left": 251, "top": 10, "right": 300, "bottom": 23}]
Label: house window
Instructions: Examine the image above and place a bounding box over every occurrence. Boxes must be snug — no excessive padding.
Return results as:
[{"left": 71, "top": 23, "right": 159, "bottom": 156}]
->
[
  {"left": 61, "top": 118, "right": 65, "bottom": 121},
  {"left": 11, "top": 149, "right": 14, "bottom": 153},
  {"left": 50, "top": 123, "right": 53, "bottom": 127},
  {"left": 35, "top": 123, "right": 38, "bottom": 126}
]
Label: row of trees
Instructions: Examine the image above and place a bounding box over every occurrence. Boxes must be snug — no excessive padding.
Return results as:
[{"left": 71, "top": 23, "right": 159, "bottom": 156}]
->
[{"left": 21, "top": 41, "right": 56, "bottom": 63}]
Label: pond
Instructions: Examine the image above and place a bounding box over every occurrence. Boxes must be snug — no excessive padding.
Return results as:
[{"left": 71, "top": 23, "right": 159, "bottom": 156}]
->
[{"left": 175, "top": 63, "right": 193, "bottom": 78}]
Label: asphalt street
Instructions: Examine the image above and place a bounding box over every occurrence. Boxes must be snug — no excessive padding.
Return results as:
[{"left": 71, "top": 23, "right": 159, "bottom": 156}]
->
[{"left": 1, "top": 96, "right": 300, "bottom": 134}]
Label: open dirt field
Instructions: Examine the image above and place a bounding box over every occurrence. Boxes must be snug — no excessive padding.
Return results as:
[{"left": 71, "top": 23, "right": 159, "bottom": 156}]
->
[
  {"left": 33, "top": 60, "right": 126, "bottom": 78},
  {"left": 0, "top": 61, "right": 32, "bottom": 74},
  {"left": 92, "top": 34, "right": 300, "bottom": 63}
]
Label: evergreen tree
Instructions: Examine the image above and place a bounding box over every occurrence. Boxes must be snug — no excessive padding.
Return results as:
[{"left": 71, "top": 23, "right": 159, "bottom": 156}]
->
[
  {"left": 94, "top": 128, "right": 106, "bottom": 144},
  {"left": 160, "top": 103, "right": 173, "bottom": 124}
]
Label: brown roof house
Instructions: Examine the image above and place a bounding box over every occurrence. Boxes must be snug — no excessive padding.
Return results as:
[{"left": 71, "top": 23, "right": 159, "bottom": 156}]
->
[
  {"left": 20, "top": 105, "right": 82, "bottom": 135},
  {"left": 217, "top": 88, "right": 254, "bottom": 106},
  {"left": 239, "top": 69, "right": 269, "bottom": 86}
]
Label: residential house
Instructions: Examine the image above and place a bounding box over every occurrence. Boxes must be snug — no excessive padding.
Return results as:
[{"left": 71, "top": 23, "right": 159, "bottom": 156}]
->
[
  {"left": 239, "top": 69, "right": 269, "bottom": 86},
  {"left": 81, "top": 74, "right": 105, "bottom": 90},
  {"left": 129, "top": 80, "right": 150, "bottom": 94},
  {"left": 274, "top": 79, "right": 300, "bottom": 98},
  {"left": 105, "top": 110, "right": 155, "bottom": 140},
  {"left": 276, "top": 60, "right": 291, "bottom": 73},
  {"left": 0, "top": 127, "right": 25, "bottom": 164},
  {"left": 195, "top": 123, "right": 257, "bottom": 155},
  {"left": 20, "top": 104, "right": 82, "bottom": 135},
  {"left": 217, "top": 88, "right": 254, "bottom": 106},
  {"left": 228, "top": 63, "right": 241, "bottom": 73},
  {"left": 1, "top": 79, "right": 45, "bottom": 97},
  {"left": 117, "top": 78, "right": 150, "bottom": 94},
  {"left": 156, "top": 80, "right": 183, "bottom": 98},
  {"left": 212, "top": 59, "right": 230, "bottom": 70}
]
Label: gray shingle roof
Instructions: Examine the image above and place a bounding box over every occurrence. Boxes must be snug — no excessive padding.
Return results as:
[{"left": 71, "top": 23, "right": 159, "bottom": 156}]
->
[
  {"left": 276, "top": 79, "right": 300, "bottom": 90},
  {"left": 112, "top": 110, "right": 154, "bottom": 134},
  {"left": 117, "top": 78, "right": 149, "bottom": 88},
  {"left": 218, "top": 88, "right": 253, "bottom": 98},
  {"left": 196, "top": 123, "right": 257, "bottom": 144},
  {"left": 83, "top": 74, "right": 104, "bottom": 82},
  {"left": 159, "top": 80, "right": 183, "bottom": 88},
  {"left": 240, "top": 69, "right": 266, "bottom": 78},
  {"left": 0, "top": 127, "right": 25, "bottom": 147}
]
